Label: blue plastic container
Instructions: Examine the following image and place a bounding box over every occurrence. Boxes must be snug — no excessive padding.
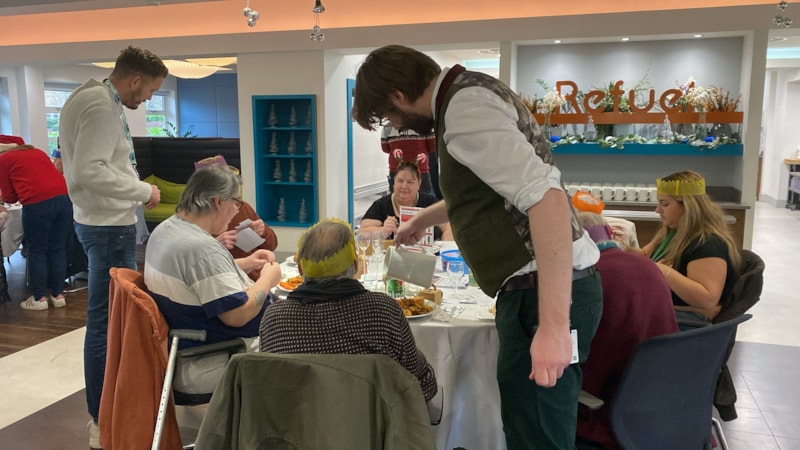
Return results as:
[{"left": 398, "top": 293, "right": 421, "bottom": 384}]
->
[{"left": 440, "top": 249, "right": 470, "bottom": 275}]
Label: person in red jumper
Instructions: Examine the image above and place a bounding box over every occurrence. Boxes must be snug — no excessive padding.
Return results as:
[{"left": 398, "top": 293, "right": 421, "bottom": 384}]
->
[
  {"left": 0, "top": 135, "right": 73, "bottom": 310},
  {"left": 381, "top": 125, "right": 436, "bottom": 196}
]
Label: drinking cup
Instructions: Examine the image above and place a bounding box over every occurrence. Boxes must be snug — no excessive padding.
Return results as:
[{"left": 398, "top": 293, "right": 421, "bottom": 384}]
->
[
  {"left": 590, "top": 185, "right": 603, "bottom": 199},
  {"left": 614, "top": 186, "right": 626, "bottom": 201}
]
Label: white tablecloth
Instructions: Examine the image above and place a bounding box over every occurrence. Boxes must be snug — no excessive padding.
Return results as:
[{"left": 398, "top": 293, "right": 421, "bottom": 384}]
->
[
  {"left": 1, "top": 204, "right": 23, "bottom": 257},
  {"left": 409, "top": 287, "right": 506, "bottom": 450}
]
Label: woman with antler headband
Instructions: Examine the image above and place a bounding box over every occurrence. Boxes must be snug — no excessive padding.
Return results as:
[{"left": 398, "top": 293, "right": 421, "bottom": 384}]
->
[
  {"left": 360, "top": 160, "right": 452, "bottom": 241},
  {"left": 632, "top": 170, "right": 741, "bottom": 325}
]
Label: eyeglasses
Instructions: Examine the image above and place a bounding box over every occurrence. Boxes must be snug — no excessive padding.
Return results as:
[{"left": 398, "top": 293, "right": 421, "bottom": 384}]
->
[{"left": 229, "top": 196, "right": 243, "bottom": 209}]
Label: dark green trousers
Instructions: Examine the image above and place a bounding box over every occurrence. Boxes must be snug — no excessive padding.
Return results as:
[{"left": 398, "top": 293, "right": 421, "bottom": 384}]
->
[{"left": 496, "top": 272, "right": 603, "bottom": 450}]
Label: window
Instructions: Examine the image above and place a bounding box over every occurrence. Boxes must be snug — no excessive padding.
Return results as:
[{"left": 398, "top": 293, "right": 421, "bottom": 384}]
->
[
  {"left": 146, "top": 91, "right": 172, "bottom": 137},
  {"left": 44, "top": 83, "right": 78, "bottom": 153}
]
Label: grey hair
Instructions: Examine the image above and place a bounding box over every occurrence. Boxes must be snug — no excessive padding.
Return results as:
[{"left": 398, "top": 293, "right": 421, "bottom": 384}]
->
[
  {"left": 177, "top": 166, "right": 240, "bottom": 215},
  {"left": 299, "top": 220, "right": 357, "bottom": 282},
  {"left": 576, "top": 211, "right": 605, "bottom": 228}
]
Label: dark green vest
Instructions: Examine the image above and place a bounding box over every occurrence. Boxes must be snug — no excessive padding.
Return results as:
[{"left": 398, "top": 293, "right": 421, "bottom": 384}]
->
[{"left": 435, "top": 70, "right": 583, "bottom": 296}]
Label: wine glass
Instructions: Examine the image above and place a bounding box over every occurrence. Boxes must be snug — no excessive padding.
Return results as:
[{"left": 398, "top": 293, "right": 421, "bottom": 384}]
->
[
  {"left": 447, "top": 260, "right": 465, "bottom": 298},
  {"left": 355, "top": 232, "right": 370, "bottom": 258}
]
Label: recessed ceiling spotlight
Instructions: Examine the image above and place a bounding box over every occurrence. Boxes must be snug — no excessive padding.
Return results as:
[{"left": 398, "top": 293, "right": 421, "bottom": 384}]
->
[
  {"left": 621, "top": 37, "right": 630, "bottom": 42},
  {"left": 554, "top": 39, "right": 562, "bottom": 44},
  {"left": 478, "top": 49, "right": 501, "bottom": 55},
  {"left": 694, "top": 34, "right": 704, "bottom": 38}
]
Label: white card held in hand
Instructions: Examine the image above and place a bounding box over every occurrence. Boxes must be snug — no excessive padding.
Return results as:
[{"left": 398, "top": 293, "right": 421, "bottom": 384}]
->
[{"left": 234, "top": 227, "right": 265, "bottom": 253}]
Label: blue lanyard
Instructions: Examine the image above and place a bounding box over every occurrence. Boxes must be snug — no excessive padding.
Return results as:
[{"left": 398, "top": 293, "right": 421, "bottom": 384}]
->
[{"left": 103, "top": 79, "right": 138, "bottom": 170}]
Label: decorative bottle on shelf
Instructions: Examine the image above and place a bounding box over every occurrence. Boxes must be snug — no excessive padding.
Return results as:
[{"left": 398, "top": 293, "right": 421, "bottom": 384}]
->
[
  {"left": 288, "top": 160, "right": 297, "bottom": 182},
  {"left": 272, "top": 160, "right": 283, "bottom": 182},
  {"left": 288, "top": 106, "right": 297, "bottom": 127},
  {"left": 277, "top": 198, "right": 287, "bottom": 222},
  {"left": 269, "top": 132, "right": 278, "bottom": 154},
  {"left": 298, "top": 198, "right": 308, "bottom": 223},
  {"left": 695, "top": 109, "right": 708, "bottom": 140},
  {"left": 584, "top": 115, "right": 597, "bottom": 141},
  {"left": 267, "top": 104, "right": 278, "bottom": 127},
  {"left": 304, "top": 162, "right": 312, "bottom": 182},
  {"left": 304, "top": 134, "right": 313, "bottom": 154},
  {"left": 287, "top": 131, "right": 297, "bottom": 154},
  {"left": 657, "top": 116, "right": 673, "bottom": 144}
]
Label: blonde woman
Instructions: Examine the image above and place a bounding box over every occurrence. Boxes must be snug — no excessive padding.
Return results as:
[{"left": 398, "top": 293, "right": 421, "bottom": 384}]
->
[{"left": 634, "top": 170, "right": 740, "bottom": 325}]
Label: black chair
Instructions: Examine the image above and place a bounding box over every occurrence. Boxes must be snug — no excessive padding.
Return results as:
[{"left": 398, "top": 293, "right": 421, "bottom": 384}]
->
[
  {"left": 608, "top": 314, "right": 751, "bottom": 450},
  {"left": 712, "top": 249, "right": 765, "bottom": 421}
]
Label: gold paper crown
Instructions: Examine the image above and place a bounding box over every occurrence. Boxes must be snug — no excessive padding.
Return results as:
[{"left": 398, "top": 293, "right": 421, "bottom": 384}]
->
[
  {"left": 656, "top": 178, "right": 706, "bottom": 196},
  {"left": 296, "top": 218, "right": 357, "bottom": 279}
]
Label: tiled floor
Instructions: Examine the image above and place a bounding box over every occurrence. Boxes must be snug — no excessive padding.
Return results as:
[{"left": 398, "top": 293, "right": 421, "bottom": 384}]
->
[{"left": 0, "top": 200, "right": 798, "bottom": 449}]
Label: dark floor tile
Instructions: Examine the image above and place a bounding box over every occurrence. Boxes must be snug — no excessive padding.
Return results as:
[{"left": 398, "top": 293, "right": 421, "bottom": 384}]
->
[
  {"left": 722, "top": 430, "right": 780, "bottom": 450},
  {"left": 0, "top": 390, "right": 89, "bottom": 450},
  {"left": 776, "top": 436, "right": 800, "bottom": 450},
  {"left": 762, "top": 410, "right": 800, "bottom": 439}
]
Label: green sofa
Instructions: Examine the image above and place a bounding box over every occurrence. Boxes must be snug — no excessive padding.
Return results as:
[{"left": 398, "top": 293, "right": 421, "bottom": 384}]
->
[{"left": 133, "top": 137, "right": 241, "bottom": 229}]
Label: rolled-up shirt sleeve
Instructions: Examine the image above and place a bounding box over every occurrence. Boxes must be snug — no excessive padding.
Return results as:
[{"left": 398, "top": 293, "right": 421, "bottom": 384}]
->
[{"left": 443, "top": 86, "right": 563, "bottom": 213}]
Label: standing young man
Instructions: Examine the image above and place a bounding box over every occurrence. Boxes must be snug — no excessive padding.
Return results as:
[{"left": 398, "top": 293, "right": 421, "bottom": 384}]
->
[
  {"left": 59, "top": 45, "right": 166, "bottom": 450},
  {"left": 352, "top": 45, "right": 603, "bottom": 449}
]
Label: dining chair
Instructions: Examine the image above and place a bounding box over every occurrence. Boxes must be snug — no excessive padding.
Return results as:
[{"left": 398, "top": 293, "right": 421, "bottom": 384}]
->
[
  {"left": 608, "top": 314, "right": 751, "bottom": 450},
  {"left": 195, "top": 352, "right": 438, "bottom": 450},
  {"left": 102, "top": 267, "right": 246, "bottom": 450}
]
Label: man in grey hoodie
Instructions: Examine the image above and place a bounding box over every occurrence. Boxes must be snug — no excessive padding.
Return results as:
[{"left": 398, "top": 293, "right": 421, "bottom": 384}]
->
[{"left": 59, "top": 45, "right": 166, "bottom": 450}]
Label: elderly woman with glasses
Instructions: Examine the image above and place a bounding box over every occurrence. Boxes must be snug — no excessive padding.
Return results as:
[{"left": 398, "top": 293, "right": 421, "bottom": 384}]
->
[{"left": 144, "top": 165, "right": 281, "bottom": 350}]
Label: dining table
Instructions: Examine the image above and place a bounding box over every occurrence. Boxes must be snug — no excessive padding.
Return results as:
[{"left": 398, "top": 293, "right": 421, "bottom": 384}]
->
[
  {"left": 408, "top": 286, "right": 506, "bottom": 450},
  {"left": 278, "top": 250, "right": 507, "bottom": 450}
]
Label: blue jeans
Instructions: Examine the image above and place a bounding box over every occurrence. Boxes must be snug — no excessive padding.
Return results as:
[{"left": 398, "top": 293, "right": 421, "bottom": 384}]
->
[
  {"left": 75, "top": 223, "right": 137, "bottom": 423},
  {"left": 21, "top": 195, "right": 73, "bottom": 299}
]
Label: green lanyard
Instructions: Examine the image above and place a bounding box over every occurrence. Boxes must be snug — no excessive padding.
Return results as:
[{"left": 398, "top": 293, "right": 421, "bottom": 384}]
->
[{"left": 651, "top": 228, "right": 676, "bottom": 262}]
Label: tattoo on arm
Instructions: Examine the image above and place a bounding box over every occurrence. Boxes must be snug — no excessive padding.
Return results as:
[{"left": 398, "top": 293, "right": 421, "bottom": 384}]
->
[{"left": 254, "top": 290, "right": 268, "bottom": 306}]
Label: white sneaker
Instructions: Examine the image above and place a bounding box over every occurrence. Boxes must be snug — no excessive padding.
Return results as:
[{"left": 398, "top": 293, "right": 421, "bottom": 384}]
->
[
  {"left": 20, "top": 296, "right": 48, "bottom": 311},
  {"left": 49, "top": 294, "right": 66, "bottom": 308},
  {"left": 87, "top": 420, "right": 101, "bottom": 449}
]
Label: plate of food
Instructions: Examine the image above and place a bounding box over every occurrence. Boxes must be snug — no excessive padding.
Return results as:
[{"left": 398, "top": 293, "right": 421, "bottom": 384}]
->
[
  {"left": 476, "top": 304, "right": 496, "bottom": 321},
  {"left": 284, "top": 254, "right": 297, "bottom": 268},
  {"left": 278, "top": 275, "right": 303, "bottom": 293},
  {"left": 395, "top": 296, "right": 438, "bottom": 320}
]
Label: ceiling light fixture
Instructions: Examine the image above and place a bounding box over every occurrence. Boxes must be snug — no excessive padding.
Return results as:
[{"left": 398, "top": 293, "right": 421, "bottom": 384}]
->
[
  {"left": 243, "top": 0, "right": 259, "bottom": 27},
  {"left": 162, "top": 60, "right": 224, "bottom": 79},
  {"left": 774, "top": 0, "right": 793, "bottom": 28},
  {"left": 91, "top": 59, "right": 229, "bottom": 79},
  {"left": 185, "top": 57, "right": 237, "bottom": 67},
  {"left": 621, "top": 37, "right": 630, "bottom": 42},
  {"left": 554, "top": 39, "right": 562, "bottom": 44},
  {"left": 693, "top": 34, "right": 704, "bottom": 38},
  {"left": 310, "top": 0, "right": 326, "bottom": 42}
]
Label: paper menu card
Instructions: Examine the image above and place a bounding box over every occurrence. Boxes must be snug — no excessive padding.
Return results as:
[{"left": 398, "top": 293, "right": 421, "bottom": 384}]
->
[
  {"left": 398, "top": 206, "right": 434, "bottom": 246},
  {"left": 233, "top": 219, "right": 266, "bottom": 253}
]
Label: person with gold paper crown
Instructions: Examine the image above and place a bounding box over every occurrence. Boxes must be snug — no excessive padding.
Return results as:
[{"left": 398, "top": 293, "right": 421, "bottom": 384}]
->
[
  {"left": 259, "top": 218, "right": 437, "bottom": 401},
  {"left": 632, "top": 170, "right": 740, "bottom": 326}
]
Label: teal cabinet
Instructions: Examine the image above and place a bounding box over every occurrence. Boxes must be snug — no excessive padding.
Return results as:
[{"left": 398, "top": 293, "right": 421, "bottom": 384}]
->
[{"left": 252, "top": 95, "right": 317, "bottom": 227}]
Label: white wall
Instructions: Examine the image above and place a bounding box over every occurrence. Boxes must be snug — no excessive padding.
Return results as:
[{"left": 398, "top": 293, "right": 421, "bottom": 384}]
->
[
  {"left": 236, "top": 50, "right": 326, "bottom": 253},
  {"left": 762, "top": 68, "right": 800, "bottom": 204}
]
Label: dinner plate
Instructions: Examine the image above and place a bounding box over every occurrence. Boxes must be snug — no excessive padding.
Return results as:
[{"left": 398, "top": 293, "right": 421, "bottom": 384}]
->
[
  {"left": 284, "top": 255, "right": 297, "bottom": 267},
  {"left": 406, "top": 300, "right": 439, "bottom": 321},
  {"left": 475, "top": 307, "right": 496, "bottom": 321}
]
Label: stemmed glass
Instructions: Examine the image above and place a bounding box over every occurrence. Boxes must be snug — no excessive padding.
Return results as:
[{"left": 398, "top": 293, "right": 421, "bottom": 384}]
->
[
  {"left": 447, "top": 260, "right": 465, "bottom": 298},
  {"left": 355, "top": 232, "right": 371, "bottom": 281},
  {"left": 370, "top": 231, "right": 385, "bottom": 289}
]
